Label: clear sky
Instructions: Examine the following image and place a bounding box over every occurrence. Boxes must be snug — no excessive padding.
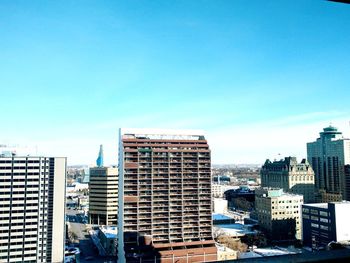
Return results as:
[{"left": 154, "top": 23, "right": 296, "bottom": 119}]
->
[{"left": 1, "top": 0, "right": 350, "bottom": 165}]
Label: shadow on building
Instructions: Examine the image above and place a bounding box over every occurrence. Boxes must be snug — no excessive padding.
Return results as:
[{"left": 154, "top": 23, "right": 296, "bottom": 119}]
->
[
  {"left": 255, "top": 218, "right": 297, "bottom": 246},
  {"left": 270, "top": 218, "right": 296, "bottom": 242},
  {"left": 290, "top": 183, "right": 316, "bottom": 203}
]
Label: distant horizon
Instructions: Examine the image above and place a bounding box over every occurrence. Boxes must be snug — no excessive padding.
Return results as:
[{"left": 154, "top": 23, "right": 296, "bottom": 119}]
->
[{"left": 2, "top": 121, "right": 350, "bottom": 166}]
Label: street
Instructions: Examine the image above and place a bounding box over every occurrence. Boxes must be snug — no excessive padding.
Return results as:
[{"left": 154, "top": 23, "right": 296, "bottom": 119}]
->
[{"left": 66, "top": 208, "right": 117, "bottom": 263}]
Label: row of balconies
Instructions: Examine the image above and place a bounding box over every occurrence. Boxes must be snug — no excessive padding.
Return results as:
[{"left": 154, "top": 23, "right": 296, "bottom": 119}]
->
[{"left": 125, "top": 193, "right": 210, "bottom": 201}]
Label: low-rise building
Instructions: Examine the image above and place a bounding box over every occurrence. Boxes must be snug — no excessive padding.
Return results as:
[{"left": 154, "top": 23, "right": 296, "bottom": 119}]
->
[
  {"left": 98, "top": 226, "right": 118, "bottom": 256},
  {"left": 224, "top": 186, "right": 255, "bottom": 211},
  {"left": 255, "top": 188, "right": 303, "bottom": 240},
  {"left": 302, "top": 201, "right": 350, "bottom": 249},
  {"left": 216, "top": 244, "right": 238, "bottom": 261},
  {"left": 212, "top": 184, "right": 238, "bottom": 198}
]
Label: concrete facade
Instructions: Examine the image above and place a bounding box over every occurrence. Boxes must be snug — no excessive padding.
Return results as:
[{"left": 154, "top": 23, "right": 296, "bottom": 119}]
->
[
  {"left": 213, "top": 198, "right": 228, "bottom": 214},
  {"left": 89, "top": 167, "right": 118, "bottom": 226},
  {"left": 0, "top": 156, "right": 66, "bottom": 263},
  {"left": 255, "top": 188, "right": 303, "bottom": 240},
  {"left": 118, "top": 128, "right": 217, "bottom": 263}
]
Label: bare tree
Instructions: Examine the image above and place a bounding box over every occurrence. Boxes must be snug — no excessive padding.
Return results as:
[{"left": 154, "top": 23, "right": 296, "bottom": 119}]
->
[{"left": 217, "top": 235, "right": 248, "bottom": 253}]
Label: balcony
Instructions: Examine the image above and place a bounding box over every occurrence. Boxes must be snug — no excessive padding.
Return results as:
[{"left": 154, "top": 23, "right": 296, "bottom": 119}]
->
[
  {"left": 153, "top": 214, "right": 168, "bottom": 219},
  {"left": 139, "top": 199, "right": 151, "bottom": 203},
  {"left": 138, "top": 221, "right": 152, "bottom": 225}
]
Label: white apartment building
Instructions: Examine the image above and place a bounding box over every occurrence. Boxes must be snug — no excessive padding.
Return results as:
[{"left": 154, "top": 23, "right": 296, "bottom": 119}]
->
[{"left": 0, "top": 155, "right": 66, "bottom": 263}]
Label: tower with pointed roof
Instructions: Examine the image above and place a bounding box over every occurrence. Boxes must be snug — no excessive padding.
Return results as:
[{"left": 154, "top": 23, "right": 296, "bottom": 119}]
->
[{"left": 96, "top": 144, "right": 104, "bottom": 167}]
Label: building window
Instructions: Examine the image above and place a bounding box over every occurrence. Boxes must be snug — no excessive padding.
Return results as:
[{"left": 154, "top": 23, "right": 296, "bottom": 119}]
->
[
  {"left": 310, "top": 209, "right": 318, "bottom": 215},
  {"left": 303, "top": 208, "right": 309, "bottom": 213},
  {"left": 319, "top": 211, "right": 328, "bottom": 217},
  {"left": 320, "top": 218, "right": 328, "bottom": 223},
  {"left": 320, "top": 225, "right": 328, "bottom": 231},
  {"left": 311, "top": 216, "right": 319, "bottom": 221}
]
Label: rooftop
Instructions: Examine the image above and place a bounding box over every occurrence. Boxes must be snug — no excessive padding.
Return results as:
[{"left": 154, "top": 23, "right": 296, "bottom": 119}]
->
[
  {"left": 120, "top": 128, "right": 206, "bottom": 140},
  {"left": 303, "top": 201, "right": 350, "bottom": 209},
  {"left": 214, "top": 223, "right": 256, "bottom": 236},
  {"left": 99, "top": 226, "right": 118, "bottom": 239},
  {"left": 213, "top": 213, "right": 234, "bottom": 221}
]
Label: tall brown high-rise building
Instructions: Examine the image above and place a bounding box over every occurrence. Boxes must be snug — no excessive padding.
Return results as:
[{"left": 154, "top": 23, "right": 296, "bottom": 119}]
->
[{"left": 118, "top": 129, "right": 217, "bottom": 263}]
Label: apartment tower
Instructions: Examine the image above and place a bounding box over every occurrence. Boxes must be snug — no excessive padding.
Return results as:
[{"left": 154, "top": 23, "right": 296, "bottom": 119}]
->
[
  {"left": 118, "top": 128, "right": 217, "bottom": 263},
  {"left": 0, "top": 154, "right": 66, "bottom": 263},
  {"left": 307, "top": 126, "right": 350, "bottom": 201}
]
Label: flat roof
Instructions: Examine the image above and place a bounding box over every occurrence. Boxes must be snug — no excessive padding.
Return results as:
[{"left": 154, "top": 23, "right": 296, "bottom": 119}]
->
[
  {"left": 214, "top": 223, "right": 256, "bottom": 236},
  {"left": 303, "top": 203, "right": 328, "bottom": 208},
  {"left": 303, "top": 201, "right": 350, "bottom": 209},
  {"left": 100, "top": 226, "right": 117, "bottom": 239},
  {"left": 120, "top": 128, "right": 205, "bottom": 137},
  {"left": 213, "top": 213, "right": 234, "bottom": 221}
]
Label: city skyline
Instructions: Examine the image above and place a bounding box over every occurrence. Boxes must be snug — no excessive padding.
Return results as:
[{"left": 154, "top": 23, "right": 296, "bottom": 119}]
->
[{"left": 1, "top": 1, "right": 350, "bottom": 165}]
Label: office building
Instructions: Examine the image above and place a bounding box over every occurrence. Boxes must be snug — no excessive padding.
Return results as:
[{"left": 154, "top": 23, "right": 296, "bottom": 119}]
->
[
  {"left": 89, "top": 145, "right": 118, "bottom": 226},
  {"left": 0, "top": 155, "right": 66, "bottom": 263},
  {"left": 255, "top": 188, "right": 303, "bottom": 240},
  {"left": 261, "top": 157, "right": 315, "bottom": 203},
  {"left": 118, "top": 128, "right": 217, "bottom": 263},
  {"left": 307, "top": 125, "right": 350, "bottom": 201},
  {"left": 345, "top": 165, "right": 350, "bottom": 201},
  {"left": 89, "top": 166, "right": 118, "bottom": 225},
  {"left": 302, "top": 202, "right": 350, "bottom": 249}
]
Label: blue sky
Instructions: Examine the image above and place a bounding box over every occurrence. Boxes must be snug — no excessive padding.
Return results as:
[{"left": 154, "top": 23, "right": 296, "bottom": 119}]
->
[{"left": 1, "top": 0, "right": 350, "bottom": 165}]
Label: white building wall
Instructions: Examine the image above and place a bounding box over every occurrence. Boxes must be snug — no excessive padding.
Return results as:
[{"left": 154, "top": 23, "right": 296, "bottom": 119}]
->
[
  {"left": 334, "top": 202, "right": 350, "bottom": 242},
  {"left": 51, "top": 157, "right": 66, "bottom": 263},
  {"left": 213, "top": 198, "right": 228, "bottom": 214}
]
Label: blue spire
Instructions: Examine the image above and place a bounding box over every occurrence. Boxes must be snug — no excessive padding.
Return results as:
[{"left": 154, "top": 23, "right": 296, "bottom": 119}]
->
[{"left": 96, "top": 145, "right": 104, "bottom": 167}]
